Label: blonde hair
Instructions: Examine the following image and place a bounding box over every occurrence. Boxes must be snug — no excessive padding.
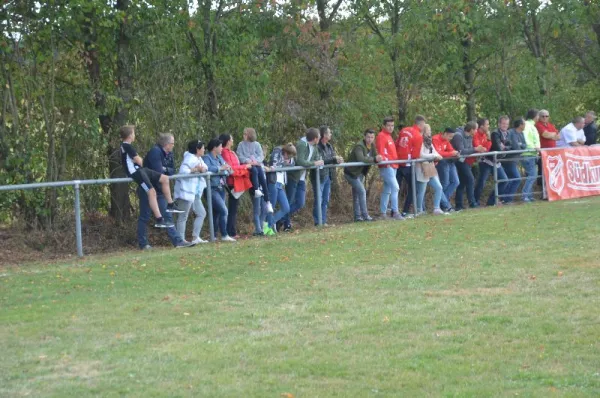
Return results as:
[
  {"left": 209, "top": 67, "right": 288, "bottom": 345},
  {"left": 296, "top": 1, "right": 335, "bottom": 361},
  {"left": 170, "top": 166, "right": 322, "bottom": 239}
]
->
[
  {"left": 282, "top": 143, "right": 297, "bottom": 157},
  {"left": 423, "top": 123, "right": 432, "bottom": 137}
]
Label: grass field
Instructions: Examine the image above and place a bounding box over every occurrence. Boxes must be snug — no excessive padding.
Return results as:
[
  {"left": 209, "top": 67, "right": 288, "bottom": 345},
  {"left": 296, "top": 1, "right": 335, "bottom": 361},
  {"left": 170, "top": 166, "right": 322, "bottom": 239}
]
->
[{"left": 1, "top": 198, "right": 600, "bottom": 397}]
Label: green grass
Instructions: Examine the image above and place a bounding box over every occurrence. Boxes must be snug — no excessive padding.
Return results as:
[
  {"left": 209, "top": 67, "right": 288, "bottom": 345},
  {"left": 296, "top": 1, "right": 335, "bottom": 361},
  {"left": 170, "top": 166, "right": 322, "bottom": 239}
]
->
[{"left": 1, "top": 198, "right": 600, "bottom": 397}]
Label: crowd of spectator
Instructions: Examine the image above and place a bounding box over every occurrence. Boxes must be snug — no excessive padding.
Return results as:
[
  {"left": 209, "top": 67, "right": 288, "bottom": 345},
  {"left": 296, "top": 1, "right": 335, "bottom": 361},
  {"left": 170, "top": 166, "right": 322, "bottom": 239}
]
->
[{"left": 120, "top": 108, "right": 598, "bottom": 249}]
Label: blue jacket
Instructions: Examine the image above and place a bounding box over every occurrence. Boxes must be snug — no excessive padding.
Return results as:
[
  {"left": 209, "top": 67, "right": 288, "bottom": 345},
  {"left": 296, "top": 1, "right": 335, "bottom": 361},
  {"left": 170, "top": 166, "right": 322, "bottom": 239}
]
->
[
  {"left": 202, "top": 153, "right": 229, "bottom": 189},
  {"left": 142, "top": 144, "right": 174, "bottom": 194}
]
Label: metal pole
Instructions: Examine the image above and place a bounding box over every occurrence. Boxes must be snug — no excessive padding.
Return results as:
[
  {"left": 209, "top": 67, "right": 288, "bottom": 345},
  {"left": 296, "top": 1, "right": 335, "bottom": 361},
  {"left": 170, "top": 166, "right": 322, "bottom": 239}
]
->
[
  {"left": 493, "top": 153, "right": 499, "bottom": 206},
  {"left": 411, "top": 162, "right": 417, "bottom": 217},
  {"left": 74, "top": 182, "right": 83, "bottom": 257},
  {"left": 540, "top": 153, "right": 547, "bottom": 200},
  {"left": 205, "top": 175, "right": 215, "bottom": 242},
  {"left": 315, "top": 167, "right": 322, "bottom": 226}
]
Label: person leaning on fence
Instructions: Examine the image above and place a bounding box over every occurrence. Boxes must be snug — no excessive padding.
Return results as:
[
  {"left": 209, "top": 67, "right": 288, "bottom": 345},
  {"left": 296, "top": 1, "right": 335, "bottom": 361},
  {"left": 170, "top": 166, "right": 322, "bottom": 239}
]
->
[
  {"left": 266, "top": 143, "right": 296, "bottom": 232},
  {"left": 584, "top": 111, "right": 597, "bottom": 146},
  {"left": 376, "top": 117, "right": 402, "bottom": 220},
  {"left": 202, "top": 138, "right": 236, "bottom": 242},
  {"left": 557, "top": 116, "right": 586, "bottom": 148},
  {"left": 314, "top": 126, "right": 344, "bottom": 226},
  {"left": 489, "top": 116, "right": 511, "bottom": 205},
  {"left": 236, "top": 127, "right": 274, "bottom": 214},
  {"left": 503, "top": 118, "right": 527, "bottom": 204},
  {"left": 396, "top": 115, "right": 426, "bottom": 217},
  {"left": 138, "top": 132, "right": 194, "bottom": 249},
  {"left": 344, "top": 129, "right": 381, "bottom": 222},
  {"left": 415, "top": 124, "right": 446, "bottom": 215},
  {"left": 521, "top": 109, "right": 541, "bottom": 202},
  {"left": 174, "top": 140, "right": 209, "bottom": 245},
  {"left": 119, "top": 125, "right": 181, "bottom": 234},
  {"left": 281, "top": 128, "right": 324, "bottom": 232},
  {"left": 451, "top": 121, "right": 485, "bottom": 210},
  {"left": 472, "top": 118, "right": 496, "bottom": 206},
  {"left": 433, "top": 128, "right": 459, "bottom": 212}
]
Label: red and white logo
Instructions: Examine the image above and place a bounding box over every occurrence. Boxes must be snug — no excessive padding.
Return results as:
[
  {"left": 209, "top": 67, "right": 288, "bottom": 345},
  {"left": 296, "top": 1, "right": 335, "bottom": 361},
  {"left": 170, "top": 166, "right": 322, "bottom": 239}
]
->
[{"left": 546, "top": 155, "right": 565, "bottom": 195}]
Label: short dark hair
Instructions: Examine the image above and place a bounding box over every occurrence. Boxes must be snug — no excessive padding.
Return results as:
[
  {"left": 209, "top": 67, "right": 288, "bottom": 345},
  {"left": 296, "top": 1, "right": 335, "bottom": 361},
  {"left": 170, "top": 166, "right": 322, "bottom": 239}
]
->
[
  {"left": 119, "top": 125, "right": 135, "bottom": 140},
  {"left": 319, "top": 125, "right": 330, "bottom": 139},
  {"left": 306, "top": 127, "right": 320, "bottom": 142},
  {"left": 513, "top": 118, "right": 525, "bottom": 129},
  {"left": 383, "top": 117, "right": 394, "bottom": 126},
  {"left": 477, "top": 118, "right": 489, "bottom": 128},
  {"left": 219, "top": 134, "right": 232, "bottom": 148},
  {"left": 207, "top": 138, "right": 222, "bottom": 152},
  {"left": 188, "top": 139, "right": 205, "bottom": 154},
  {"left": 526, "top": 109, "right": 539, "bottom": 120},
  {"left": 364, "top": 129, "right": 376, "bottom": 136},
  {"left": 443, "top": 127, "right": 455, "bottom": 134},
  {"left": 415, "top": 115, "right": 426, "bottom": 124},
  {"left": 464, "top": 121, "right": 478, "bottom": 133}
]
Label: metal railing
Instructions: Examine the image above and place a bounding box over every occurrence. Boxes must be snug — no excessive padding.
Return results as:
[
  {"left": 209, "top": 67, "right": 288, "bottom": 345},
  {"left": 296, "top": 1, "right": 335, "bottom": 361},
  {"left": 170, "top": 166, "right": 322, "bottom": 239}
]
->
[{"left": 0, "top": 148, "right": 548, "bottom": 257}]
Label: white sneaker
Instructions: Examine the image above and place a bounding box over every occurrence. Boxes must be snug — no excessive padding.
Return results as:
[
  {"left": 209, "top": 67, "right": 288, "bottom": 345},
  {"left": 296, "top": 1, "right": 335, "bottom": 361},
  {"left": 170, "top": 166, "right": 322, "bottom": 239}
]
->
[
  {"left": 191, "top": 237, "right": 208, "bottom": 244},
  {"left": 266, "top": 201, "right": 274, "bottom": 213},
  {"left": 221, "top": 235, "right": 236, "bottom": 242},
  {"left": 254, "top": 189, "right": 264, "bottom": 198}
]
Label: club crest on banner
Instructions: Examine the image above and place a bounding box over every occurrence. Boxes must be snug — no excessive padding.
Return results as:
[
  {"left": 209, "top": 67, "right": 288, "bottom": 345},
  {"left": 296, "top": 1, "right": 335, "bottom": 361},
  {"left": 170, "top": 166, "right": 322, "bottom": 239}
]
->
[{"left": 546, "top": 155, "right": 565, "bottom": 195}]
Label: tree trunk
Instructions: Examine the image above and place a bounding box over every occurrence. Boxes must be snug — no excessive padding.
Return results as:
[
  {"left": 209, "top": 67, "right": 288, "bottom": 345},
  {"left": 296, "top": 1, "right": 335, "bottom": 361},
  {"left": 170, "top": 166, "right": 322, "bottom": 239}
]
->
[{"left": 462, "top": 37, "right": 476, "bottom": 122}]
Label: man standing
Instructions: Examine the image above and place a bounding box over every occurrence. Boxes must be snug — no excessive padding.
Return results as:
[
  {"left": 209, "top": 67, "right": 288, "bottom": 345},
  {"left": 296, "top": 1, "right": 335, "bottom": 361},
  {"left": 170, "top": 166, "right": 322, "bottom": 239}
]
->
[
  {"left": 473, "top": 118, "right": 494, "bottom": 206},
  {"left": 584, "top": 111, "right": 597, "bottom": 146},
  {"left": 396, "top": 115, "right": 426, "bottom": 216},
  {"left": 504, "top": 118, "right": 527, "bottom": 204},
  {"left": 557, "top": 116, "right": 586, "bottom": 148},
  {"left": 521, "top": 109, "right": 541, "bottom": 202},
  {"left": 489, "top": 116, "right": 511, "bottom": 205},
  {"left": 138, "top": 133, "right": 194, "bottom": 249},
  {"left": 535, "top": 110, "right": 560, "bottom": 186},
  {"left": 376, "top": 117, "right": 403, "bottom": 220},
  {"left": 282, "top": 128, "right": 324, "bottom": 231},
  {"left": 451, "top": 121, "right": 486, "bottom": 210},
  {"left": 433, "top": 128, "right": 459, "bottom": 212},
  {"left": 314, "top": 126, "right": 343, "bottom": 226}
]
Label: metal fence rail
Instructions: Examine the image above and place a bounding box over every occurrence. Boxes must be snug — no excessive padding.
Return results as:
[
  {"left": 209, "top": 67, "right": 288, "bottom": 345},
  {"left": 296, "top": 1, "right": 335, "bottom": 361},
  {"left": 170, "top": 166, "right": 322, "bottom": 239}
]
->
[{"left": 0, "top": 149, "right": 547, "bottom": 257}]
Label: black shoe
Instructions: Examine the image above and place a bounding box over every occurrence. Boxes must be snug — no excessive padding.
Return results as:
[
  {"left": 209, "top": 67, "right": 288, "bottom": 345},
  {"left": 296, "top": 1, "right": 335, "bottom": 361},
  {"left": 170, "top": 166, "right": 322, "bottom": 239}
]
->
[
  {"left": 166, "top": 201, "right": 185, "bottom": 213},
  {"left": 276, "top": 220, "right": 284, "bottom": 233},
  {"left": 154, "top": 218, "right": 174, "bottom": 228},
  {"left": 252, "top": 232, "right": 265, "bottom": 237},
  {"left": 354, "top": 217, "right": 364, "bottom": 222},
  {"left": 283, "top": 225, "right": 292, "bottom": 232}
]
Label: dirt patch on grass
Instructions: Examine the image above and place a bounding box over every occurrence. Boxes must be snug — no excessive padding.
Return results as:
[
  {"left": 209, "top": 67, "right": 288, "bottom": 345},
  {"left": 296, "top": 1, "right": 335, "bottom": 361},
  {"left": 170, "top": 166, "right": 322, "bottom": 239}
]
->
[{"left": 424, "top": 287, "right": 513, "bottom": 297}]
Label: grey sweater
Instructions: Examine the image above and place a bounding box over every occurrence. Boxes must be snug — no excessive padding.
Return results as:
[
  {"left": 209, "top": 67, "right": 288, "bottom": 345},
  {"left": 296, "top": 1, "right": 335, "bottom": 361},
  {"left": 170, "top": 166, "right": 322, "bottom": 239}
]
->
[{"left": 236, "top": 141, "right": 264, "bottom": 164}]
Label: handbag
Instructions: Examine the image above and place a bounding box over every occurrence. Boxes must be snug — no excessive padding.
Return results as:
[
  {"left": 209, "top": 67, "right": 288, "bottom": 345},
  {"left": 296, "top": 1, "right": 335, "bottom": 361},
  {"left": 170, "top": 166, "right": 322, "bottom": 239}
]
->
[{"left": 421, "top": 162, "right": 437, "bottom": 178}]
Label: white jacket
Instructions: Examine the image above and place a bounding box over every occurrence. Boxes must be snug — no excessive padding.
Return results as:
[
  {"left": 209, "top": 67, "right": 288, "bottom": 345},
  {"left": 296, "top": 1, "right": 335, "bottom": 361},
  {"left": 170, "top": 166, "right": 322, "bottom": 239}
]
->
[
  {"left": 416, "top": 143, "right": 441, "bottom": 182},
  {"left": 174, "top": 151, "right": 207, "bottom": 202}
]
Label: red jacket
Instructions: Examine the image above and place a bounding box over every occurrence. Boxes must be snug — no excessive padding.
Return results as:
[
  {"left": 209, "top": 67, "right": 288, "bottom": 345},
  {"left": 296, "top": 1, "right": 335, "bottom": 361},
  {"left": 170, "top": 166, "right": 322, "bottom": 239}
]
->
[
  {"left": 535, "top": 121, "right": 558, "bottom": 149},
  {"left": 395, "top": 125, "right": 423, "bottom": 167},
  {"left": 376, "top": 130, "right": 398, "bottom": 169},
  {"left": 432, "top": 134, "right": 456, "bottom": 158},
  {"left": 221, "top": 148, "right": 252, "bottom": 191},
  {"left": 472, "top": 129, "right": 491, "bottom": 165}
]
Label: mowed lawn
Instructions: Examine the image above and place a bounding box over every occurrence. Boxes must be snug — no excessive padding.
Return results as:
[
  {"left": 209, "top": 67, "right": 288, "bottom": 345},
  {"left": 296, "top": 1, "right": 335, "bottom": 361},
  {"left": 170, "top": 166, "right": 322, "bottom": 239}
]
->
[{"left": 1, "top": 198, "right": 600, "bottom": 397}]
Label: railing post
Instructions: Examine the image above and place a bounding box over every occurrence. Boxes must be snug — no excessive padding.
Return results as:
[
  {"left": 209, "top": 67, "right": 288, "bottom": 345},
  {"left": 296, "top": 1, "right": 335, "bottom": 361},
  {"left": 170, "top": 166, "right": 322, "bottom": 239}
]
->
[
  {"left": 315, "top": 166, "right": 322, "bottom": 226},
  {"left": 411, "top": 162, "right": 417, "bottom": 216},
  {"left": 74, "top": 181, "right": 83, "bottom": 257},
  {"left": 493, "top": 153, "right": 499, "bottom": 206},
  {"left": 205, "top": 175, "right": 215, "bottom": 242},
  {"left": 540, "top": 152, "right": 547, "bottom": 199}
]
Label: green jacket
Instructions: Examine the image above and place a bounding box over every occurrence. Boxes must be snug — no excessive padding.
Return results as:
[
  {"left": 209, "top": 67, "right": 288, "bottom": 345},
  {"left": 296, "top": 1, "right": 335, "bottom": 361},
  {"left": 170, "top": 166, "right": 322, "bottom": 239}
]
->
[
  {"left": 287, "top": 138, "right": 322, "bottom": 182},
  {"left": 523, "top": 120, "right": 541, "bottom": 156},
  {"left": 345, "top": 139, "right": 378, "bottom": 178}
]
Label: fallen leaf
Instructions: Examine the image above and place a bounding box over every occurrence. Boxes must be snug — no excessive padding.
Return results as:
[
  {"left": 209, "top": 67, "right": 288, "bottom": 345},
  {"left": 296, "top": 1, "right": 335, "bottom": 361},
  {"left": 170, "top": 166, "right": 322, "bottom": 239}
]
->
[{"left": 183, "top": 312, "right": 190, "bottom": 316}]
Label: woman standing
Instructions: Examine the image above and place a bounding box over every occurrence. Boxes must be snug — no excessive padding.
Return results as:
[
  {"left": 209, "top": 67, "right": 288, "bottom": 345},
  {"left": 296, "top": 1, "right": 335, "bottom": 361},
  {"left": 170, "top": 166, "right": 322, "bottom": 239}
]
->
[
  {"left": 416, "top": 124, "right": 446, "bottom": 215},
  {"left": 174, "top": 140, "right": 209, "bottom": 244}
]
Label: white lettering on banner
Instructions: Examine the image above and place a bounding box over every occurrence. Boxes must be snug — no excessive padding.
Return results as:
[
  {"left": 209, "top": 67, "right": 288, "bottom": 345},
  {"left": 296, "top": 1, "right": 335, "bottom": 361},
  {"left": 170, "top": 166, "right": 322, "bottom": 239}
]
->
[{"left": 565, "top": 153, "right": 600, "bottom": 191}]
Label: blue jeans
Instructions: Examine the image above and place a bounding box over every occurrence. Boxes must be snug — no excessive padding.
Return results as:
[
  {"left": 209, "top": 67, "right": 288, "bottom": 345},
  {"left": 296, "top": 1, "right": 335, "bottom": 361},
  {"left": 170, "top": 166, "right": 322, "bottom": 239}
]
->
[
  {"left": 379, "top": 167, "right": 399, "bottom": 214},
  {"left": 283, "top": 179, "right": 306, "bottom": 228},
  {"left": 312, "top": 175, "right": 331, "bottom": 224},
  {"left": 137, "top": 187, "right": 183, "bottom": 248},
  {"left": 252, "top": 197, "right": 268, "bottom": 234},
  {"left": 521, "top": 157, "right": 537, "bottom": 201},
  {"left": 416, "top": 176, "right": 444, "bottom": 212},
  {"left": 501, "top": 161, "right": 521, "bottom": 203},
  {"left": 344, "top": 173, "right": 369, "bottom": 220},
  {"left": 210, "top": 188, "right": 229, "bottom": 238},
  {"left": 396, "top": 166, "right": 414, "bottom": 213},
  {"left": 267, "top": 182, "right": 290, "bottom": 228},
  {"left": 250, "top": 166, "right": 270, "bottom": 202},
  {"left": 436, "top": 160, "right": 460, "bottom": 204},
  {"left": 455, "top": 161, "right": 476, "bottom": 209}
]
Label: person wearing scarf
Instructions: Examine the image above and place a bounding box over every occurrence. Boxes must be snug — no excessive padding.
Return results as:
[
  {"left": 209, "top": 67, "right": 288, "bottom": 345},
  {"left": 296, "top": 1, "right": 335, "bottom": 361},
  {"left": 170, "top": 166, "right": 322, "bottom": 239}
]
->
[{"left": 416, "top": 124, "right": 447, "bottom": 215}]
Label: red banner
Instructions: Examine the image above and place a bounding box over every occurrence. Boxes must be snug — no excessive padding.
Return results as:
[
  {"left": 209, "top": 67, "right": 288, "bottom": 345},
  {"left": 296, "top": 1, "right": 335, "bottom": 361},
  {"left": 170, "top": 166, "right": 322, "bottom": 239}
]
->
[{"left": 541, "top": 146, "right": 600, "bottom": 201}]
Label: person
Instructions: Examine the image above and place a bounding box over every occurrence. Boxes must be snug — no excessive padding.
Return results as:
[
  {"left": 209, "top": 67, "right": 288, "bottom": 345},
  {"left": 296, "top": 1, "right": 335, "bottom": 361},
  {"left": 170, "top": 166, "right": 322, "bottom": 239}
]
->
[
  {"left": 505, "top": 118, "right": 527, "bottom": 203},
  {"left": 415, "top": 124, "right": 446, "bottom": 215},
  {"left": 344, "top": 129, "right": 381, "bottom": 222},
  {"left": 202, "top": 138, "right": 235, "bottom": 242},
  {"left": 220, "top": 134, "right": 253, "bottom": 238},
  {"left": 433, "top": 128, "right": 460, "bottom": 212},
  {"left": 119, "top": 126, "right": 180, "bottom": 237},
  {"left": 535, "top": 110, "right": 560, "bottom": 186},
  {"left": 138, "top": 132, "right": 194, "bottom": 249},
  {"left": 376, "top": 117, "right": 403, "bottom": 220},
  {"left": 281, "top": 128, "right": 324, "bottom": 231},
  {"left": 472, "top": 118, "right": 494, "bottom": 206},
  {"left": 396, "top": 115, "right": 426, "bottom": 217},
  {"left": 451, "top": 121, "right": 486, "bottom": 210},
  {"left": 488, "top": 116, "right": 511, "bottom": 205},
  {"left": 584, "top": 111, "right": 597, "bottom": 146},
  {"left": 314, "top": 126, "right": 343, "bottom": 226},
  {"left": 236, "top": 127, "right": 274, "bottom": 213},
  {"left": 521, "top": 109, "right": 541, "bottom": 202},
  {"left": 557, "top": 116, "right": 587, "bottom": 148},
  {"left": 174, "top": 140, "right": 208, "bottom": 244},
  {"left": 266, "top": 143, "right": 296, "bottom": 232}
]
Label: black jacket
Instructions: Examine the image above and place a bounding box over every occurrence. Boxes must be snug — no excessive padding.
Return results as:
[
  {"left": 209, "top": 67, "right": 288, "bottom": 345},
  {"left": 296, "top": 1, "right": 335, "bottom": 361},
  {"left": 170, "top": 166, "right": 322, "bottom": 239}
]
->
[{"left": 584, "top": 121, "right": 597, "bottom": 146}]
